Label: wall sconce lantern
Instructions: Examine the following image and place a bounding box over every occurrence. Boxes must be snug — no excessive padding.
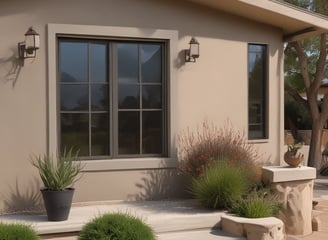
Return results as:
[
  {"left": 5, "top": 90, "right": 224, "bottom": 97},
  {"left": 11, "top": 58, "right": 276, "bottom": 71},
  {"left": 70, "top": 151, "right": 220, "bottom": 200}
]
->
[
  {"left": 18, "top": 27, "right": 40, "bottom": 59},
  {"left": 185, "top": 37, "right": 200, "bottom": 63}
]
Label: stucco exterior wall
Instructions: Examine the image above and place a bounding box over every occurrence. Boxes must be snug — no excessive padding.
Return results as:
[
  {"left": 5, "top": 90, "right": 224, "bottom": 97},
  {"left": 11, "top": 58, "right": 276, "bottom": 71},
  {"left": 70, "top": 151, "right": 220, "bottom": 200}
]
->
[{"left": 0, "top": 0, "right": 284, "bottom": 213}]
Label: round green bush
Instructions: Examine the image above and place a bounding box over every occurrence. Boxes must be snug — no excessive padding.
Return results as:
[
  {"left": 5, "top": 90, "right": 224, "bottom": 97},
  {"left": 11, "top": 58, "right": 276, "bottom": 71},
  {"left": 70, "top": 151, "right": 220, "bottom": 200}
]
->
[
  {"left": 190, "top": 161, "right": 250, "bottom": 209},
  {"left": 78, "top": 212, "right": 156, "bottom": 240},
  {"left": 0, "top": 223, "right": 39, "bottom": 240}
]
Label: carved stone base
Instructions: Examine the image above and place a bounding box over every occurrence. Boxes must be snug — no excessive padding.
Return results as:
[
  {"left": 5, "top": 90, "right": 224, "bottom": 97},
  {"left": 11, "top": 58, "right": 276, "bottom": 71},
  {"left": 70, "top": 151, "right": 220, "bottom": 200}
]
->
[
  {"left": 262, "top": 166, "right": 316, "bottom": 236},
  {"left": 272, "top": 179, "right": 313, "bottom": 235}
]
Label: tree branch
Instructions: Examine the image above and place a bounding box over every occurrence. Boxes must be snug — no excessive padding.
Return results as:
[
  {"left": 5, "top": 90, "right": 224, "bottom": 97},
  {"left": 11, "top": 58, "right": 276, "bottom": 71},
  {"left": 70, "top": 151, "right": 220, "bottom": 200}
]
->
[
  {"left": 290, "top": 41, "right": 311, "bottom": 89},
  {"left": 312, "top": 34, "right": 327, "bottom": 93},
  {"left": 284, "top": 83, "right": 309, "bottom": 109}
]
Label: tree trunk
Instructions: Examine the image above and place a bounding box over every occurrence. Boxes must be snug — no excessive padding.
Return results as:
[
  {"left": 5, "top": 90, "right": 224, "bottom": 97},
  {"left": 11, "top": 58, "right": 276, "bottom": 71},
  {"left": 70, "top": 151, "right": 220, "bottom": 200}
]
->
[{"left": 308, "top": 121, "right": 323, "bottom": 169}]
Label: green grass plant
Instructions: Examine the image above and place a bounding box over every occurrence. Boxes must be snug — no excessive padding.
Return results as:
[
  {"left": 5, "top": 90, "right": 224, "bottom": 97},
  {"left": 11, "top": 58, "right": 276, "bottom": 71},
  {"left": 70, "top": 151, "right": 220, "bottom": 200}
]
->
[
  {"left": 78, "top": 212, "right": 156, "bottom": 240},
  {"left": 31, "top": 148, "right": 83, "bottom": 190},
  {"left": 190, "top": 161, "right": 250, "bottom": 209},
  {"left": 231, "top": 188, "right": 283, "bottom": 218},
  {"left": 0, "top": 223, "right": 39, "bottom": 240}
]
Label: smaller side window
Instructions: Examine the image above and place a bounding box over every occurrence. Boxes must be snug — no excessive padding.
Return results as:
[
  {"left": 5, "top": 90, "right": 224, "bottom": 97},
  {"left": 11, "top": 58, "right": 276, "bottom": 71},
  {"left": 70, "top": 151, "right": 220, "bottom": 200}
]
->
[{"left": 248, "top": 44, "right": 268, "bottom": 140}]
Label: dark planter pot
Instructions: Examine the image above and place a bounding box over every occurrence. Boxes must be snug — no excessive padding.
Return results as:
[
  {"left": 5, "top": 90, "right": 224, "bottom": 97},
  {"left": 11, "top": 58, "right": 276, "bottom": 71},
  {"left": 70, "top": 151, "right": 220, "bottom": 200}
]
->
[{"left": 41, "top": 188, "right": 74, "bottom": 221}]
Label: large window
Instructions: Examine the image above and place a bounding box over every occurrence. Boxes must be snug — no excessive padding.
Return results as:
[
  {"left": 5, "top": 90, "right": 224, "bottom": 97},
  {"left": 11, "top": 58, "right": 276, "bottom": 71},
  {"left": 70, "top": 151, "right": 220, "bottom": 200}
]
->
[
  {"left": 248, "top": 44, "right": 268, "bottom": 140},
  {"left": 59, "top": 38, "right": 167, "bottom": 158}
]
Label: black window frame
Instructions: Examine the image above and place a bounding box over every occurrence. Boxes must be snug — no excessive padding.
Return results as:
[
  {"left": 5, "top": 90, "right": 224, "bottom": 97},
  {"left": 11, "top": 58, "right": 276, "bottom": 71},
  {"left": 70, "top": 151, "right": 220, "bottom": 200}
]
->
[
  {"left": 57, "top": 37, "right": 168, "bottom": 159},
  {"left": 247, "top": 43, "right": 268, "bottom": 140}
]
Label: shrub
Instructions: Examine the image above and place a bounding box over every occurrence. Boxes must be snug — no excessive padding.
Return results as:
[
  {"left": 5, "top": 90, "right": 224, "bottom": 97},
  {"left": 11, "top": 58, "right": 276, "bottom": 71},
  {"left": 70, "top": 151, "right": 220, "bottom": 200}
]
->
[
  {"left": 78, "top": 212, "right": 156, "bottom": 240},
  {"left": 178, "top": 121, "right": 260, "bottom": 179},
  {"left": 231, "top": 188, "right": 283, "bottom": 218},
  {"left": 0, "top": 223, "right": 39, "bottom": 240},
  {"left": 190, "top": 161, "right": 250, "bottom": 209},
  {"left": 31, "top": 148, "right": 84, "bottom": 190}
]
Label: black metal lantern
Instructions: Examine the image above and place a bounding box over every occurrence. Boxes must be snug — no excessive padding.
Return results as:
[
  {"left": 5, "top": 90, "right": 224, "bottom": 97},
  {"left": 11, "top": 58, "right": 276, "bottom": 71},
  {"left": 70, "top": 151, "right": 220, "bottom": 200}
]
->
[
  {"left": 18, "top": 27, "right": 40, "bottom": 59},
  {"left": 185, "top": 37, "right": 200, "bottom": 63}
]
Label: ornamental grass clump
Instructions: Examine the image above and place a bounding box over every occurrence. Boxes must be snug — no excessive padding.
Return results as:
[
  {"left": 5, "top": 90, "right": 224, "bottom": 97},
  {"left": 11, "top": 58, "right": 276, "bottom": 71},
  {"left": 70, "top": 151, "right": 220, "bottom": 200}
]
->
[
  {"left": 79, "top": 212, "right": 156, "bottom": 240},
  {"left": 231, "top": 188, "right": 283, "bottom": 218},
  {"left": 0, "top": 223, "right": 40, "bottom": 240},
  {"left": 178, "top": 121, "right": 260, "bottom": 180},
  {"left": 190, "top": 161, "right": 250, "bottom": 209},
  {"left": 31, "top": 148, "right": 83, "bottom": 190}
]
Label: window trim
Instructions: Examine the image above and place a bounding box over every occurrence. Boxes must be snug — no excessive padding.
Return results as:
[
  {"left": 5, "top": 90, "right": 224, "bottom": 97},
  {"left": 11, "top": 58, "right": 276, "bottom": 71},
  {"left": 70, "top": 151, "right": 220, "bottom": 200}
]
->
[
  {"left": 247, "top": 43, "right": 269, "bottom": 141},
  {"left": 48, "top": 24, "right": 178, "bottom": 170}
]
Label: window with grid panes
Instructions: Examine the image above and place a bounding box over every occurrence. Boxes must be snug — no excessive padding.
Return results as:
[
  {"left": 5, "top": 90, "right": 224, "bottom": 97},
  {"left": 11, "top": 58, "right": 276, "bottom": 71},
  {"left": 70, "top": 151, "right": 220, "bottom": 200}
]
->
[{"left": 59, "top": 38, "right": 167, "bottom": 158}]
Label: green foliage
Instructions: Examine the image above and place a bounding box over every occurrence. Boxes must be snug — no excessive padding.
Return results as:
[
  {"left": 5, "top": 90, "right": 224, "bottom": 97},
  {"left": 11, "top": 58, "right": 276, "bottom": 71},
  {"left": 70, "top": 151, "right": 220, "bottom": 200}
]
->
[
  {"left": 284, "top": 0, "right": 328, "bottom": 91},
  {"left": 78, "top": 213, "right": 156, "bottom": 240},
  {"left": 0, "top": 223, "right": 40, "bottom": 240},
  {"left": 231, "top": 189, "right": 283, "bottom": 218},
  {"left": 178, "top": 122, "right": 260, "bottom": 180},
  {"left": 320, "top": 163, "right": 328, "bottom": 176},
  {"left": 31, "top": 148, "right": 84, "bottom": 190},
  {"left": 190, "top": 161, "right": 250, "bottom": 209},
  {"left": 283, "top": 0, "right": 311, "bottom": 8},
  {"left": 284, "top": 97, "right": 312, "bottom": 130}
]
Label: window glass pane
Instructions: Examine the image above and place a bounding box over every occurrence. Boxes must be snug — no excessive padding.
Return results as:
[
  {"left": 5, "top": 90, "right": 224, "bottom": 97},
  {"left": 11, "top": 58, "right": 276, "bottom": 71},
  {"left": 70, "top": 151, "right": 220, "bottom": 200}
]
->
[
  {"left": 249, "top": 52, "right": 264, "bottom": 98},
  {"left": 248, "top": 44, "right": 267, "bottom": 140},
  {"left": 90, "top": 43, "right": 108, "bottom": 82},
  {"left": 117, "top": 43, "right": 138, "bottom": 83},
  {"left": 141, "top": 44, "right": 162, "bottom": 83},
  {"left": 60, "top": 41, "right": 88, "bottom": 82},
  {"left": 248, "top": 125, "right": 264, "bottom": 139},
  {"left": 118, "top": 85, "right": 140, "bottom": 109},
  {"left": 61, "top": 84, "right": 89, "bottom": 111},
  {"left": 91, "top": 113, "right": 109, "bottom": 156},
  {"left": 91, "top": 84, "right": 109, "bottom": 111},
  {"left": 118, "top": 112, "right": 140, "bottom": 154},
  {"left": 142, "top": 111, "right": 162, "bottom": 154},
  {"left": 61, "top": 113, "right": 89, "bottom": 156},
  {"left": 142, "top": 86, "right": 161, "bottom": 109}
]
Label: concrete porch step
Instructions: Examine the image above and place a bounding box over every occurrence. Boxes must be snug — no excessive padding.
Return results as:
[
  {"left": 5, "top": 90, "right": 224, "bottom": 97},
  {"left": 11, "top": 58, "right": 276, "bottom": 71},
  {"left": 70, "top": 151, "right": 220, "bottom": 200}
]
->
[{"left": 0, "top": 200, "right": 243, "bottom": 240}]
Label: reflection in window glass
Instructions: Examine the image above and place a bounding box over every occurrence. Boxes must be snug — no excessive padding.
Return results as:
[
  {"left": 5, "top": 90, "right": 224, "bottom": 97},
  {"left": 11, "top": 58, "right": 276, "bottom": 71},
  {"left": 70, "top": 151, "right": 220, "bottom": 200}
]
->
[
  {"left": 61, "top": 113, "right": 89, "bottom": 156},
  {"left": 142, "top": 111, "right": 162, "bottom": 154},
  {"left": 141, "top": 44, "right": 162, "bottom": 83},
  {"left": 91, "top": 43, "right": 108, "bottom": 82},
  {"left": 118, "top": 85, "right": 140, "bottom": 109},
  {"left": 60, "top": 41, "right": 88, "bottom": 82},
  {"left": 60, "top": 84, "right": 89, "bottom": 111},
  {"left": 91, "top": 113, "right": 109, "bottom": 156},
  {"left": 118, "top": 112, "right": 140, "bottom": 154},
  {"left": 91, "top": 84, "right": 109, "bottom": 111},
  {"left": 142, "top": 86, "right": 161, "bottom": 109},
  {"left": 118, "top": 43, "right": 138, "bottom": 83}
]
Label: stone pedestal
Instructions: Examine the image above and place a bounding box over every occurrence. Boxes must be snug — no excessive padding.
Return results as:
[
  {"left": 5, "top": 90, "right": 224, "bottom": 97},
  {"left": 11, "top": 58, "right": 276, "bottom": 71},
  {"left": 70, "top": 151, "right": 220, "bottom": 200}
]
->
[{"left": 262, "top": 166, "right": 316, "bottom": 236}]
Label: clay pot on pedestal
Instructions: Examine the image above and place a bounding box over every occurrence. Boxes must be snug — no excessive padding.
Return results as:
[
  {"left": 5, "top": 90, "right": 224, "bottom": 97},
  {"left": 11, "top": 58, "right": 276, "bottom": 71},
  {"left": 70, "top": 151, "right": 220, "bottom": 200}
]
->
[{"left": 284, "top": 151, "right": 304, "bottom": 167}]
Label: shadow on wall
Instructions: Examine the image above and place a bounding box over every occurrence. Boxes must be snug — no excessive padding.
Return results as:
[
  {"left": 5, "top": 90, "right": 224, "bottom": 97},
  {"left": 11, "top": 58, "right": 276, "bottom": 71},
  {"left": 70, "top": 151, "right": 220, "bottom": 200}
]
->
[
  {"left": 1, "top": 177, "right": 44, "bottom": 214},
  {"left": 0, "top": 49, "right": 24, "bottom": 87},
  {"left": 129, "top": 167, "right": 191, "bottom": 201}
]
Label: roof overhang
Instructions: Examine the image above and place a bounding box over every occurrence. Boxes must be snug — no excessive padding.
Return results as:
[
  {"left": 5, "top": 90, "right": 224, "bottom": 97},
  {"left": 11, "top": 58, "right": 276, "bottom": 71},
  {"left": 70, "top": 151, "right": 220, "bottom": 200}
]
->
[{"left": 184, "top": 0, "right": 328, "bottom": 42}]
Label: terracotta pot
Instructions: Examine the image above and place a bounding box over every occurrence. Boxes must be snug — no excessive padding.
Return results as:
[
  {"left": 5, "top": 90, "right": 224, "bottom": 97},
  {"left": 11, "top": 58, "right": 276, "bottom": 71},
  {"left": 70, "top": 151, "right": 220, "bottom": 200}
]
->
[{"left": 284, "top": 151, "right": 304, "bottom": 167}]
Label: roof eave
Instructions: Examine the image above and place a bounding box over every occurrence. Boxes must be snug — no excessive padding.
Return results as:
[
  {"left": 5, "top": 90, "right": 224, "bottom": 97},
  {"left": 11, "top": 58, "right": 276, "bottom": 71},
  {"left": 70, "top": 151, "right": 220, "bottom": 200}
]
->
[{"left": 184, "top": 0, "right": 328, "bottom": 42}]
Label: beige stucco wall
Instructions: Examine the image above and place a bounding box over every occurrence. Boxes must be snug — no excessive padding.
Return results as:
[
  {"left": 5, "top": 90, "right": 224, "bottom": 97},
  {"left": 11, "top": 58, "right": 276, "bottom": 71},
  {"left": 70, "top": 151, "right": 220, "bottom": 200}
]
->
[{"left": 0, "top": 0, "right": 284, "bottom": 213}]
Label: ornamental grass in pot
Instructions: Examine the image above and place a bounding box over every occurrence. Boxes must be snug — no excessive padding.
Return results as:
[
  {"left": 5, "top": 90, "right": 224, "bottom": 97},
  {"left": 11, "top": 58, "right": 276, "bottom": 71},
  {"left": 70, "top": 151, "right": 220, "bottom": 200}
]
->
[{"left": 32, "top": 148, "right": 84, "bottom": 221}]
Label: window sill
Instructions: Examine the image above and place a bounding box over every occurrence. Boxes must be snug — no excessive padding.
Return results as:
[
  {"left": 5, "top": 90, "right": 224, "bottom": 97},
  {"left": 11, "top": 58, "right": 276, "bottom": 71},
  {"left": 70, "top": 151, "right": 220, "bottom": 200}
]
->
[
  {"left": 81, "top": 157, "right": 178, "bottom": 172},
  {"left": 248, "top": 139, "right": 269, "bottom": 144}
]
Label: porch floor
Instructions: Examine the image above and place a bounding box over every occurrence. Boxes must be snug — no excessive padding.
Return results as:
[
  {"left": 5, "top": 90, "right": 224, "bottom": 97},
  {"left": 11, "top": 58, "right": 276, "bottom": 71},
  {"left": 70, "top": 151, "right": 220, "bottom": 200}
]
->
[
  {"left": 0, "top": 199, "right": 244, "bottom": 239},
  {"left": 0, "top": 176, "right": 328, "bottom": 239}
]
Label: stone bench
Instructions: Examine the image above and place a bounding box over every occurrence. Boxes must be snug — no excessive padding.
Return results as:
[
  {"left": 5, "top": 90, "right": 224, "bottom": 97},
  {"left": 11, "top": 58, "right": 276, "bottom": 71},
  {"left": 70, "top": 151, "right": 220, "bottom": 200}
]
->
[{"left": 221, "top": 215, "right": 285, "bottom": 240}]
